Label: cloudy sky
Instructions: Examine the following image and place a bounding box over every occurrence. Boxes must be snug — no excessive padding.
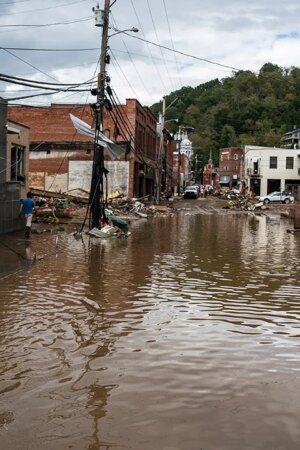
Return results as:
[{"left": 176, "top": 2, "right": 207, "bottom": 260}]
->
[{"left": 1, "top": 0, "right": 300, "bottom": 107}]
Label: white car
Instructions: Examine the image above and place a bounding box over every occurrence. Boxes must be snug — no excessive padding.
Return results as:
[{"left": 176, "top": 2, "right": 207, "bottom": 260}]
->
[
  {"left": 259, "top": 191, "right": 294, "bottom": 204},
  {"left": 184, "top": 186, "right": 199, "bottom": 199}
]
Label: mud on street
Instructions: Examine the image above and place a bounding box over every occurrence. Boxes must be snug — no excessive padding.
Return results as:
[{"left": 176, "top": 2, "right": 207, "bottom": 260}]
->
[{"left": 0, "top": 196, "right": 300, "bottom": 450}]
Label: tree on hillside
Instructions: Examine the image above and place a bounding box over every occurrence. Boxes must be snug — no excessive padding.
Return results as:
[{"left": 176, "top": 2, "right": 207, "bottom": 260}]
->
[{"left": 150, "top": 63, "right": 300, "bottom": 167}]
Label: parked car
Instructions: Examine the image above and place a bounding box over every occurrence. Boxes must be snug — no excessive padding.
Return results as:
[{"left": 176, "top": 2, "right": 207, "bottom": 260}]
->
[
  {"left": 184, "top": 186, "right": 199, "bottom": 199},
  {"left": 259, "top": 191, "right": 295, "bottom": 204}
]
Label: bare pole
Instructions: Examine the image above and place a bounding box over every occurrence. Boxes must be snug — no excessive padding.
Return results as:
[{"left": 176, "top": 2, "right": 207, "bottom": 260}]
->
[
  {"left": 90, "top": 0, "right": 110, "bottom": 229},
  {"left": 177, "top": 127, "right": 181, "bottom": 195},
  {"left": 156, "top": 96, "right": 166, "bottom": 204}
]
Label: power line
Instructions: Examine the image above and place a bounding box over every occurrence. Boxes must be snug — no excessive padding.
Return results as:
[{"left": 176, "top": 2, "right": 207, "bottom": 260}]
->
[
  {"left": 0, "top": 71, "right": 96, "bottom": 86},
  {"left": 2, "top": 48, "right": 59, "bottom": 81},
  {"left": 0, "top": 46, "right": 100, "bottom": 51},
  {"left": 162, "top": 0, "right": 183, "bottom": 88},
  {"left": 124, "top": 31, "right": 240, "bottom": 72},
  {"left": 107, "top": 88, "right": 153, "bottom": 167},
  {"left": 130, "top": 0, "right": 168, "bottom": 93},
  {"left": 110, "top": 51, "right": 139, "bottom": 98},
  {"left": 0, "top": 78, "right": 90, "bottom": 91},
  {"left": 146, "top": 0, "right": 176, "bottom": 92},
  {"left": 0, "top": 0, "right": 34, "bottom": 5},
  {"left": 110, "top": 14, "right": 152, "bottom": 99},
  {"left": 0, "top": 16, "right": 94, "bottom": 31},
  {"left": 1, "top": 0, "right": 88, "bottom": 16}
]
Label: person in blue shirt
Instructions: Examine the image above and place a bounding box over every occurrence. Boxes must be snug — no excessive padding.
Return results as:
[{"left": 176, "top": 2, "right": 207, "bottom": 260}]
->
[{"left": 19, "top": 192, "right": 35, "bottom": 238}]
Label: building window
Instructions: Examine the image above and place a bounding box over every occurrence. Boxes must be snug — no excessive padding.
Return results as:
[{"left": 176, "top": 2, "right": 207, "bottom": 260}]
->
[
  {"left": 269, "top": 156, "right": 277, "bottom": 169},
  {"left": 10, "top": 145, "right": 25, "bottom": 182},
  {"left": 234, "top": 154, "right": 238, "bottom": 160},
  {"left": 286, "top": 156, "right": 294, "bottom": 169},
  {"left": 220, "top": 155, "right": 223, "bottom": 161},
  {"left": 234, "top": 165, "right": 238, "bottom": 171}
]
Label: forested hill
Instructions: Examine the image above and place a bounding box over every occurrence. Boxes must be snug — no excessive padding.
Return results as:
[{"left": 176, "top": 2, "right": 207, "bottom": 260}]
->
[{"left": 150, "top": 63, "right": 300, "bottom": 165}]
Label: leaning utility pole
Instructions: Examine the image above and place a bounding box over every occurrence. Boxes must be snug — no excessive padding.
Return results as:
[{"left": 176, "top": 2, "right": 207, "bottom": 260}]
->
[{"left": 89, "top": 0, "right": 110, "bottom": 229}]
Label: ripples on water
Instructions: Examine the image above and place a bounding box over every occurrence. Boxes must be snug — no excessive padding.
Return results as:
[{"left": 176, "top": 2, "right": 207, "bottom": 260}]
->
[{"left": 0, "top": 213, "right": 300, "bottom": 449}]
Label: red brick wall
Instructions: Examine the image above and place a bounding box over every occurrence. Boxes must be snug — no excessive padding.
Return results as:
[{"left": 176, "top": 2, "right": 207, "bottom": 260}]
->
[
  {"left": 219, "top": 147, "right": 243, "bottom": 185},
  {"left": 9, "top": 101, "right": 158, "bottom": 197},
  {"left": 8, "top": 104, "right": 94, "bottom": 143}
]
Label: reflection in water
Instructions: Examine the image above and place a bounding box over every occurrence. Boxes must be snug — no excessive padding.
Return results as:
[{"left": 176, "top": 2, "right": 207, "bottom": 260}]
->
[{"left": 0, "top": 213, "right": 300, "bottom": 449}]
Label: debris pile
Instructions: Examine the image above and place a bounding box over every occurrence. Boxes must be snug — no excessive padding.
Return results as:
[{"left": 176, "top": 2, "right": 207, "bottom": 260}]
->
[
  {"left": 105, "top": 197, "right": 174, "bottom": 219},
  {"left": 224, "top": 194, "right": 265, "bottom": 211}
]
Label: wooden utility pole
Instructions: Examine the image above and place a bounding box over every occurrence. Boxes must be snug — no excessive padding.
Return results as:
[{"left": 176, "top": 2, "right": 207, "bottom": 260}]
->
[
  {"left": 177, "top": 127, "right": 182, "bottom": 195},
  {"left": 156, "top": 96, "right": 166, "bottom": 204},
  {"left": 90, "top": 0, "right": 110, "bottom": 229}
]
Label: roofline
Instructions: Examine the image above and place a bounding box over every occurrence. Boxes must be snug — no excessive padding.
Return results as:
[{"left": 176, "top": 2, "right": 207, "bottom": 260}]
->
[{"left": 8, "top": 119, "right": 30, "bottom": 129}]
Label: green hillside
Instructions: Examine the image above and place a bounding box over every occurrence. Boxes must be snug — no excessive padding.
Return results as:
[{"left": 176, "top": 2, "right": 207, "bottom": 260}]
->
[{"left": 150, "top": 63, "right": 300, "bottom": 168}]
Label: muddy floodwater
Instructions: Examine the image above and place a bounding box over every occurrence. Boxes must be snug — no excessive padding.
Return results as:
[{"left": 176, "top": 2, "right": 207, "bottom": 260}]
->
[{"left": 0, "top": 211, "right": 300, "bottom": 450}]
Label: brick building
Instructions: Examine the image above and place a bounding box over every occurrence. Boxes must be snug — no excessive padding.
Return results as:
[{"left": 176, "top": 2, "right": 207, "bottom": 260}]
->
[
  {"left": 218, "top": 147, "right": 243, "bottom": 188},
  {"left": 8, "top": 104, "right": 94, "bottom": 193},
  {"left": 8, "top": 99, "right": 158, "bottom": 198},
  {"left": 203, "top": 157, "right": 219, "bottom": 188},
  {"left": 102, "top": 99, "right": 157, "bottom": 197}
]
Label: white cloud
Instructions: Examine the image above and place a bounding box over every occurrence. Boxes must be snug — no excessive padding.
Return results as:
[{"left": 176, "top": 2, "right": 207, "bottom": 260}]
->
[{"left": 0, "top": 0, "right": 299, "bottom": 107}]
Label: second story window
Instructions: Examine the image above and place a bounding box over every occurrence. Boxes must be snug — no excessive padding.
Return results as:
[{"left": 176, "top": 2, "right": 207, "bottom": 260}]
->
[
  {"left": 270, "top": 156, "right": 277, "bottom": 169},
  {"left": 234, "top": 154, "right": 238, "bottom": 160},
  {"left": 286, "top": 156, "right": 294, "bottom": 169}
]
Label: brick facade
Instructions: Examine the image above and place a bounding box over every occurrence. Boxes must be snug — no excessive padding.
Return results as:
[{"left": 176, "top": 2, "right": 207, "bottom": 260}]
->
[
  {"left": 8, "top": 100, "right": 158, "bottom": 197},
  {"left": 219, "top": 147, "right": 243, "bottom": 187}
]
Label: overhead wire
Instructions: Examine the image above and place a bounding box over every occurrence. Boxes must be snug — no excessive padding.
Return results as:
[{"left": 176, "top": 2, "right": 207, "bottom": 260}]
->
[
  {"left": 104, "top": 92, "right": 142, "bottom": 159},
  {"left": 0, "top": 16, "right": 94, "bottom": 33},
  {"left": 110, "top": 52, "right": 139, "bottom": 97},
  {"left": 106, "top": 87, "right": 154, "bottom": 167},
  {"left": 0, "top": 71, "right": 96, "bottom": 86},
  {"left": 110, "top": 14, "right": 152, "bottom": 99},
  {"left": 162, "top": 0, "right": 183, "bottom": 88},
  {"left": 0, "top": 46, "right": 100, "bottom": 51},
  {"left": 45, "top": 56, "right": 100, "bottom": 193},
  {"left": 0, "top": 0, "right": 31, "bottom": 4},
  {"left": 1, "top": 0, "right": 88, "bottom": 16},
  {"left": 0, "top": 77, "right": 92, "bottom": 92},
  {"left": 146, "top": 0, "right": 176, "bottom": 92},
  {"left": 1, "top": 48, "right": 59, "bottom": 81},
  {"left": 123, "top": 31, "right": 240, "bottom": 72},
  {"left": 0, "top": 71, "right": 98, "bottom": 102},
  {"left": 130, "top": 0, "right": 168, "bottom": 93}
]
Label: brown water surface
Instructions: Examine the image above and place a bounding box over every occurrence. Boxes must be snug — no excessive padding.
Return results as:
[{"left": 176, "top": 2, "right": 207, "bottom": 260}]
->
[{"left": 0, "top": 213, "right": 300, "bottom": 450}]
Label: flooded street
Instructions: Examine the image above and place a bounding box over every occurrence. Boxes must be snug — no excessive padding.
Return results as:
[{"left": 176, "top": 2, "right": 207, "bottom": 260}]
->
[{"left": 1, "top": 209, "right": 300, "bottom": 450}]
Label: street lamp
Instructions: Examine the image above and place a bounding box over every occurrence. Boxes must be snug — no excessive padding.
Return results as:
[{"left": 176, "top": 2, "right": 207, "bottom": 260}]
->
[
  {"left": 165, "top": 119, "right": 179, "bottom": 125},
  {"left": 109, "top": 26, "right": 139, "bottom": 38}
]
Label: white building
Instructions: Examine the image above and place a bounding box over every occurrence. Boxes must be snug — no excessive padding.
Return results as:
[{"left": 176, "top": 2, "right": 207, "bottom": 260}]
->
[
  {"left": 180, "top": 132, "right": 193, "bottom": 159},
  {"left": 244, "top": 145, "right": 300, "bottom": 197}
]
